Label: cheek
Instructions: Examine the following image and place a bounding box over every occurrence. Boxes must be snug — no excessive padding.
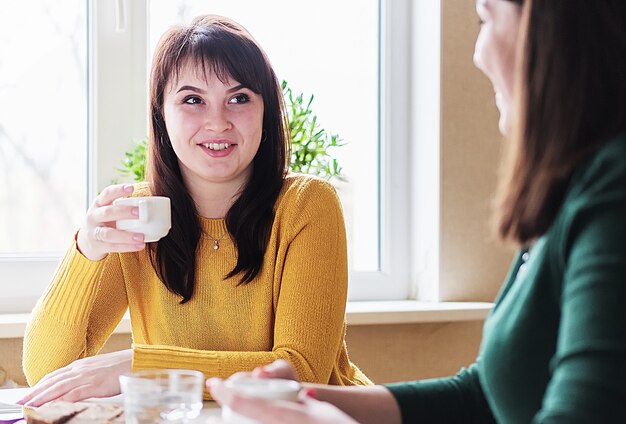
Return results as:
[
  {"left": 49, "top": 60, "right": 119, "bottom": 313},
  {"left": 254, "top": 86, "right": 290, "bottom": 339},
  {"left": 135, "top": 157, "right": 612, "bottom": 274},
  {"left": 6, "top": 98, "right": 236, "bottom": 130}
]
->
[
  {"left": 162, "top": 104, "right": 176, "bottom": 136},
  {"left": 239, "top": 107, "right": 264, "bottom": 137},
  {"left": 474, "top": 31, "right": 511, "bottom": 94},
  {"left": 164, "top": 108, "right": 198, "bottom": 140},
  {"left": 499, "top": 47, "right": 517, "bottom": 100}
]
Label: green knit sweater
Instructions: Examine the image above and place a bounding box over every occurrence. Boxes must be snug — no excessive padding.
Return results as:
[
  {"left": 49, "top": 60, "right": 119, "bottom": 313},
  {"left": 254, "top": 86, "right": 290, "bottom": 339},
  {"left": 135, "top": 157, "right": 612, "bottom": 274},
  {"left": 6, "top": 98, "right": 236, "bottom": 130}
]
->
[{"left": 387, "top": 134, "right": 626, "bottom": 423}]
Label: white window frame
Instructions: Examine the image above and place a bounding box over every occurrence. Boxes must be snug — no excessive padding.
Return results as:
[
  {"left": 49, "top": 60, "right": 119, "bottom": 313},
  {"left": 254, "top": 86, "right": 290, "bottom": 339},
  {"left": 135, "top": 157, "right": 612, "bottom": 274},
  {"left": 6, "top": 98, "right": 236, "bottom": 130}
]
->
[
  {"left": 0, "top": 0, "right": 443, "bottom": 312},
  {"left": 349, "top": 0, "right": 441, "bottom": 301},
  {"left": 409, "top": 0, "right": 442, "bottom": 301}
]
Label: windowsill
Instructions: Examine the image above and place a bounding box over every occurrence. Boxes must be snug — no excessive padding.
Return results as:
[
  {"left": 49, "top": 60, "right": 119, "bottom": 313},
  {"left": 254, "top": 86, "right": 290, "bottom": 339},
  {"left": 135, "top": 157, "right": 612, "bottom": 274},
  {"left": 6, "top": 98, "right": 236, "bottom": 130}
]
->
[
  {"left": 346, "top": 301, "right": 493, "bottom": 325},
  {"left": 0, "top": 301, "right": 493, "bottom": 339}
]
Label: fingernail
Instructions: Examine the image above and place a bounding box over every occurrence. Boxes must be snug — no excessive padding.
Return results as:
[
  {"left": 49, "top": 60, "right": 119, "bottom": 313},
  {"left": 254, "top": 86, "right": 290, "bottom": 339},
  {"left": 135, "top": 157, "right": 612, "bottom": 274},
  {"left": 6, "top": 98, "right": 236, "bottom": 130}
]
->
[
  {"left": 131, "top": 207, "right": 139, "bottom": 216},
  {"left": 133, "top": 234, "right": 144, "bottom": 242},
  {"left": 304, "top": 388, "right": 316, "bottom": 399},
  {"left": 123, "top": 184, "right": 133, "bottom": 193},
  {"left": 15, "top": 399, "right": 24, "bottom": 405}
]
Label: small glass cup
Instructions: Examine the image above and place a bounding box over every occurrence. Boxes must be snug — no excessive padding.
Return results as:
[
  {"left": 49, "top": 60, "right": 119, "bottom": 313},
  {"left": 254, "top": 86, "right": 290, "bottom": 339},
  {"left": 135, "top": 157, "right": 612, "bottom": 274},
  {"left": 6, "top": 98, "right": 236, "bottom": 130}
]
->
[{"left": 119, "top": 369, "right": 204, "bottom": 424}]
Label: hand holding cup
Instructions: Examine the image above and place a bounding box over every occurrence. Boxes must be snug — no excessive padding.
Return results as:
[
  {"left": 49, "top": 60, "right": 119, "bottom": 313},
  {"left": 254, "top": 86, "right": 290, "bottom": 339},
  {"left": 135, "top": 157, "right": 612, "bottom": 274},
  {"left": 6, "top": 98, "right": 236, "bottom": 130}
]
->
[{"left": 76, "top": 184, "right": 171, "bottom": 261}]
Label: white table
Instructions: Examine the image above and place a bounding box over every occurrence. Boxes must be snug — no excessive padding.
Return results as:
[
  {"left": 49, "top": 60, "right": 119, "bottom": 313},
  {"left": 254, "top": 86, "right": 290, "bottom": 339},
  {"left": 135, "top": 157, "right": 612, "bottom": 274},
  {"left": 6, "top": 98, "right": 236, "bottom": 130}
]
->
[{"left": 0, "top": 388, "right": 221, "bottom": 422}]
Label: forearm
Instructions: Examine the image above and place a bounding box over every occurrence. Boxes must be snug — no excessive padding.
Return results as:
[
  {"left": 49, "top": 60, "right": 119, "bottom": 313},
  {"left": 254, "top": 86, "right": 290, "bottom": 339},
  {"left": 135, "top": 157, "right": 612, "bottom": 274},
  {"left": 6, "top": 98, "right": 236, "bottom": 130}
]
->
[
  {"left": 306, "top": 384, "right": 402, "bottom": 424},
  {"left": 133, "top": 344, "right": 278, "bottom": 379},
  {"left": 133, "top": 344, "right": 334, "bottom": 383},
  {"left": 24, "top": 242, "right": 128, "bottom": 385},
  {"left": 23, "top": 245, "right": 104, "bottom": 384}
]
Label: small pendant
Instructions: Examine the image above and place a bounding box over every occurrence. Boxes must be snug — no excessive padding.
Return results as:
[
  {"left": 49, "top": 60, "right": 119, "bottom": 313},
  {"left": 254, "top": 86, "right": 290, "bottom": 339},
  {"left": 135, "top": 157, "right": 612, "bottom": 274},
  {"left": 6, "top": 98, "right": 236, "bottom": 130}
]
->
[{"left": 213, "top": 240, "right": 219, "bottom": 250}]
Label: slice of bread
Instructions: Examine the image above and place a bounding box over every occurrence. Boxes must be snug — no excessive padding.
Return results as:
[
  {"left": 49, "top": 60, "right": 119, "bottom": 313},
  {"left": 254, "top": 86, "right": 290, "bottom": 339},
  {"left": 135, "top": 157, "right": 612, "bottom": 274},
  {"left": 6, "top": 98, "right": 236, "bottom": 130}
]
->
[
  {"left": 63, "top": 403, "right": 123, "bottom": 423},
  {"left": 23, "top": 402, "right": 124, "bottom": 424},
  {"left": 23, "top": 401, "right": 88, "bottom": 424}
]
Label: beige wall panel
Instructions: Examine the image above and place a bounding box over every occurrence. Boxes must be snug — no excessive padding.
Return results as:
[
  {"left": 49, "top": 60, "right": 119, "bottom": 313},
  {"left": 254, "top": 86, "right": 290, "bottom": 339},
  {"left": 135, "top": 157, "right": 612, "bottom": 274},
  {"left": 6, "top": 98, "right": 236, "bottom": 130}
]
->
[
  {"left": 439, "top": 0, "right": 514, "bottom": 301},
  {"left": 345, "top": 322, "right": 483, "bottom": 384}
]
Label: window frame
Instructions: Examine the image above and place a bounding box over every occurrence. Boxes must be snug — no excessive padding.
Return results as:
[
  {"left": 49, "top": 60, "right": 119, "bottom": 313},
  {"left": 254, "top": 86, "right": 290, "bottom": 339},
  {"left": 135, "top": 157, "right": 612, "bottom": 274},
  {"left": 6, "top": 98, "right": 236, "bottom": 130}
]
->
[{"left": 0, "top": 0, "right": 443, "bottom": 312}]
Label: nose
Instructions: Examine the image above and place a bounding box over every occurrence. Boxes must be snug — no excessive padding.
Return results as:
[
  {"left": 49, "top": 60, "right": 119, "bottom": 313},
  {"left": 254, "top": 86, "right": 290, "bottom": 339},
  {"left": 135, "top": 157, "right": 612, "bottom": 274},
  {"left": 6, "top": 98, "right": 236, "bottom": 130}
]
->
[
  {"left": 204, "top": 105, "right": 232, "bottom": 132},
  {"left": 473, "top": 34, "right": 484, "bottom": 70}
]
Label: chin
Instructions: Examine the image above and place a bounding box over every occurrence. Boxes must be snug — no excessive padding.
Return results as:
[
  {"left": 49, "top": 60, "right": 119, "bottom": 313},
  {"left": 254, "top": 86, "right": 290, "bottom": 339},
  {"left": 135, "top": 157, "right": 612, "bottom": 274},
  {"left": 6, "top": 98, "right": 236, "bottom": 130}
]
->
[
  {"left": 498, "top": 121, "right": 509, "bottom": 136},
  {"left": 497, "top": 111, "right": 511, "bottom": 137}
]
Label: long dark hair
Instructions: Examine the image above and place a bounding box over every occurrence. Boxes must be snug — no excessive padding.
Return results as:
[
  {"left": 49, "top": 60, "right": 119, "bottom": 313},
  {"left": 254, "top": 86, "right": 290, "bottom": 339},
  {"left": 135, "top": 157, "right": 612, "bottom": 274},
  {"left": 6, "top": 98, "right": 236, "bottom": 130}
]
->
[
  {"left": 147, "top": 15, "right": 289, "bottom": 302},
  {"left": 495, "top": 0, "right": 626, "bottom": 245}
]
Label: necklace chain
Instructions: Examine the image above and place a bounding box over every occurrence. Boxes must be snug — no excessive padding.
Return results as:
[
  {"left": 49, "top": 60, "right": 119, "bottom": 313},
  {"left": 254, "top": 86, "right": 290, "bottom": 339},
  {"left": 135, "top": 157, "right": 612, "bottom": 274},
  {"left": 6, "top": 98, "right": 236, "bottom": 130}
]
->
[{"left": 206, "top": 230, "right": 228, "bottom": 250}]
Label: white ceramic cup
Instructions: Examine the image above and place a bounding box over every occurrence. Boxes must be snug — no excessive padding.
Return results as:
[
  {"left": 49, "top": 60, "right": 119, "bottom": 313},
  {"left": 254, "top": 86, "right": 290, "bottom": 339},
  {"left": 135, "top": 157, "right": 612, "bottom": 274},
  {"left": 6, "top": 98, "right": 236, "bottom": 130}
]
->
[
  {"left": 113, "top": 196, "right": 171, "bottom": 242},
  {"left": 222, "top": 378, "right": 302, "bottom": 424}
]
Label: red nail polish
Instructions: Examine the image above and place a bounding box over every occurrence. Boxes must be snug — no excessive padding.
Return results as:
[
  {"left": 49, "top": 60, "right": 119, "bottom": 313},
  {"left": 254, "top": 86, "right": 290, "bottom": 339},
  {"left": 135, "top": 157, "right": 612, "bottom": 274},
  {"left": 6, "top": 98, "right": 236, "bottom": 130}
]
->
[{"left": 304, "top": 388, "right": 316, "bottom": 399}]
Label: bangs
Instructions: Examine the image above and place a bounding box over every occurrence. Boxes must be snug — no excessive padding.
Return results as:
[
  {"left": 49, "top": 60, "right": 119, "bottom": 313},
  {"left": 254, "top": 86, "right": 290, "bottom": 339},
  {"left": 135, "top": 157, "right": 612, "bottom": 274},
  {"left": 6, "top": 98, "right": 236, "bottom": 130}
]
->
[{"left": 168, "top": 25, "right": 266, "bottom": 94}]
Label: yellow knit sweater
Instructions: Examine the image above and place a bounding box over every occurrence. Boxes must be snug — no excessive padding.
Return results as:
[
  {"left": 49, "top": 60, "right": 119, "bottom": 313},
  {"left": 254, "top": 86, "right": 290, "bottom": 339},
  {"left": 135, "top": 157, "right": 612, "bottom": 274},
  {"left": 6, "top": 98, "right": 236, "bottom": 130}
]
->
[{"left": 23, "top": 174, "right": 371, "bottom": 390}]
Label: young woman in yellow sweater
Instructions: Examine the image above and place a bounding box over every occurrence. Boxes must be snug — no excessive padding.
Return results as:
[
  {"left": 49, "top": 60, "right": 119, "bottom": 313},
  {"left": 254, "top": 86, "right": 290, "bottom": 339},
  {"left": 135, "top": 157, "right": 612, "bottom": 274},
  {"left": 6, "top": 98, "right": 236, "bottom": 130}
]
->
[{"left": 19, "top": 15, "right": 370, "bottom": 406}]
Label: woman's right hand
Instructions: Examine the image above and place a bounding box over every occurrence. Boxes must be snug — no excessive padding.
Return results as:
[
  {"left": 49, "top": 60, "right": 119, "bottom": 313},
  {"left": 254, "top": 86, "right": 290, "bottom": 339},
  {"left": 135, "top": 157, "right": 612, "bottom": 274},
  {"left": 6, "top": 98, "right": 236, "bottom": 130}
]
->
[
  {"left": 226, "top": 359, "right": 299, "bottom": 384},
  {"left": 208, "top": 380, "right": 358, "bottom": 424},
  {"left": 76, "top": 184, "right": 146, "bottom": 261},
  {"left": 249, "top": 359, "right": 299, "bottom": 381}
]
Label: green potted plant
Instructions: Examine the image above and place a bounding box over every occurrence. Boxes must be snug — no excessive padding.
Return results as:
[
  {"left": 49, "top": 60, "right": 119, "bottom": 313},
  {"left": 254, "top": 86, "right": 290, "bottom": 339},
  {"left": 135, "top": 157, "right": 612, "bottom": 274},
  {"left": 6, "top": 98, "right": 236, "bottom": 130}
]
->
[
  {"left": 116, "top": 81, "right": 344, "bottom": 182},
  {"left": 116, "top": 138, "right": 147, "bottom": 182},
  {"left": 282, "top": 81, "right": 344, "bottom": 180}
]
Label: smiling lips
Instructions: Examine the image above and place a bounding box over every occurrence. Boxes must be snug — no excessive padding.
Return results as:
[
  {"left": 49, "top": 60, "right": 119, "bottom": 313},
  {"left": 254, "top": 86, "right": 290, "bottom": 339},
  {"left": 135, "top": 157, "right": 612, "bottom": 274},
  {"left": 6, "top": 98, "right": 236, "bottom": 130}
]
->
[
  {"left": 198, "top": 141, "right": 235, "bottom": 157},
  {"left": 201, "top": 142, "right": 231, "bottom": 150}
]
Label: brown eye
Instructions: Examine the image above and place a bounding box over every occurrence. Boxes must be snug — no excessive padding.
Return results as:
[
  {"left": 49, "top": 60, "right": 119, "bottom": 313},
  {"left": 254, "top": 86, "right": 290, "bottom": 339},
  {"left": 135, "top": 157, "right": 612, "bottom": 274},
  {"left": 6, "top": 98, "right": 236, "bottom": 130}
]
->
[
  {"left": 184, "top": 96, "right": 202, "bottom": 105},
  {"left": 229, "top": 94, "right": 250, "bottom": 104}
]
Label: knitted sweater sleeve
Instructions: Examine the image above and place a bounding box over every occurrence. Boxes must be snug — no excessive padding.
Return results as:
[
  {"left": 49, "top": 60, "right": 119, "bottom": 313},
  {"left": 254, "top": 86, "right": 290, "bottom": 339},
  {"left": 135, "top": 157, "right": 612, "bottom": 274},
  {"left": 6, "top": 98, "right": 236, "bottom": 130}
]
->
[
  {"left": 22, "top": 239, "right": 129, "bottom": 385},
  {"left": 132, "top": 178, "right": 354, "bottom": 385},
  {"left": 385, "top": 363, "right": 497, "bottom": 423}
]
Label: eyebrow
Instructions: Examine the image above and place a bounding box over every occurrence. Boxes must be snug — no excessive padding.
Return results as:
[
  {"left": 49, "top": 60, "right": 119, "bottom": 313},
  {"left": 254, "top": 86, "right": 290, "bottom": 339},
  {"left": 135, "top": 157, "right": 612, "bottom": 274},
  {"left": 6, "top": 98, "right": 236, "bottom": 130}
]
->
[
  {"left": 176, "top": 85, "right": 204, "bottom": 94},
  {"left": 176, "top": 84, "right": 248, "bottom": 94}
]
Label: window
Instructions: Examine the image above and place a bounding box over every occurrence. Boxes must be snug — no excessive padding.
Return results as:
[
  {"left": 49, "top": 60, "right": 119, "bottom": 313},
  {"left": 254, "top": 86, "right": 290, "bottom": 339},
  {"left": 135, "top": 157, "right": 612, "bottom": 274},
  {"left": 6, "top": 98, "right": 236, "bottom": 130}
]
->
[
  {"left": 0, "top": 0, "right": 425, "bottom": 312},
  {"left": 0, "top": 0, "right": 88, "bottom": 312},
  {"left": 0, "top": 1, "right": 88, "bottom": 255},
  {"left": 0, "top": 0, "right": 148, "bottom": 313}
]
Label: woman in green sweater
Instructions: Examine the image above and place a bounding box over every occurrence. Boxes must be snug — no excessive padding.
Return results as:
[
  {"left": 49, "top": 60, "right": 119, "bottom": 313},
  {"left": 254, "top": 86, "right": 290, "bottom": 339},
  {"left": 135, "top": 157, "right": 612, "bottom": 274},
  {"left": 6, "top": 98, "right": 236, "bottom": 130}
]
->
[{"left": 209, "top": 0, "right": 626, "bottom": 422}]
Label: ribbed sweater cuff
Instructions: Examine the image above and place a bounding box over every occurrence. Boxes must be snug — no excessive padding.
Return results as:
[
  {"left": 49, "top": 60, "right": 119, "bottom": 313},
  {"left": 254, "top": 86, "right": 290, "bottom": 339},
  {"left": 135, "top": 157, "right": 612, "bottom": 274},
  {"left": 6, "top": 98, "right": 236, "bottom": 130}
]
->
[
  {"left": 40, "top": 240, "right": 107, "bottom": 324},
  {"left": 131, "top": 344, "right": 278, "bottom": 380},
  {"left": 132, "top": 344, "right": 220, "bottom": 372}
]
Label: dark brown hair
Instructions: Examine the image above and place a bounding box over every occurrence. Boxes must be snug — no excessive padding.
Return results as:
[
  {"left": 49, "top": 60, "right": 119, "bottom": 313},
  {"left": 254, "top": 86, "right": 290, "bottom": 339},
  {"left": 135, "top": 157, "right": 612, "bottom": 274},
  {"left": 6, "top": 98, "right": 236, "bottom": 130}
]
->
[
  {"left": 495, "top": 0, "right": 626, "bottom": 245},
  {"left": 147, "top": 15, "right": 289, "bottom": 302}
]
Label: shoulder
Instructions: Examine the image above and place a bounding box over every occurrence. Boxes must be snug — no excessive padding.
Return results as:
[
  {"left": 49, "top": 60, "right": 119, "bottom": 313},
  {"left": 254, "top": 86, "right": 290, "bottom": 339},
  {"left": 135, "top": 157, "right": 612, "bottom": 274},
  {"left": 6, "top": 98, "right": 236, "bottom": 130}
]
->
[
  {"left": 279, "top": 173, "right": 341, "bottom": 206},
  {"left": 275, "top": 173, "right": 344, "bottom": 227},
  {"left": 550, "top": 134, "right": 626, "bottom": 270},
  {"left": 565, "top": 134, "right": 626, "bottom": 207}
]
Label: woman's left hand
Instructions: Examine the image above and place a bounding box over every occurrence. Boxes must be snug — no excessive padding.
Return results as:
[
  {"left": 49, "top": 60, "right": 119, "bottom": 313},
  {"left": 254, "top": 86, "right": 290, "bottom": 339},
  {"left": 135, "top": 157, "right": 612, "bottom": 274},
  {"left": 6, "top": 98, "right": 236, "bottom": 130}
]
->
[
  {"left": 208, "top": 378, "right": 359, "bottom": 424},
  {"left": 17, "top": 349, "right": 132, "bottom": 407}
]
